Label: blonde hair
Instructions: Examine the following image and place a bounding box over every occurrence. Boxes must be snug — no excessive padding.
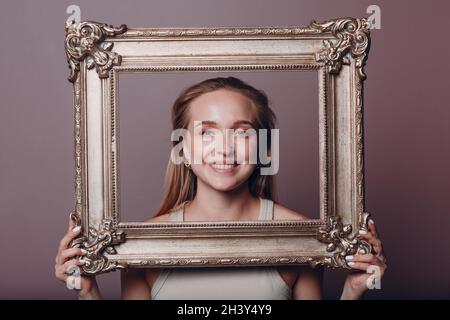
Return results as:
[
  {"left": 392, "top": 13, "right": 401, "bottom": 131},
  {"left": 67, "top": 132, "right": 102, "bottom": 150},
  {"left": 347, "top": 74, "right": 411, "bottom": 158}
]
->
[{"left": 155, "top": 76, "right": 277, "bottom": 216}]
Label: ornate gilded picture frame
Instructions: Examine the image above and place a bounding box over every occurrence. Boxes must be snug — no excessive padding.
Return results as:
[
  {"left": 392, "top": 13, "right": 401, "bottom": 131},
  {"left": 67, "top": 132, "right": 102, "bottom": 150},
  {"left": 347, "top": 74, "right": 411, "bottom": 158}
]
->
[{"left": 65, "top": 17, "right": 372, "bottom": 275}]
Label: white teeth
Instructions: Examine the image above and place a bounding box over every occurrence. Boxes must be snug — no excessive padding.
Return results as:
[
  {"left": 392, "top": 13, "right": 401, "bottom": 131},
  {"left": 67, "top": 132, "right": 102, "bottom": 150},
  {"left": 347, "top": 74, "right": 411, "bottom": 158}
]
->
[{"left": 211, "top": 164, "right": 235, "bottom": 170}]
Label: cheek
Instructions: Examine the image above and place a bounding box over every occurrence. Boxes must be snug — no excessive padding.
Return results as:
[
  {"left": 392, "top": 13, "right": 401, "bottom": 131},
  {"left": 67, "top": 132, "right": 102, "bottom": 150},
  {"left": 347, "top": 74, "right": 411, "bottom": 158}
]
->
[
  {"left": 201, "top": 139, "right": 216, "bottom": 162},
  {"left": 239, "top": 163, "right": 257, "bottom": 176},
  {"left": 190, "top": 134, "right": 212, "bottom": 164},
  {"left": 235, "top": 137, "right": 258, "bottom": 164}
]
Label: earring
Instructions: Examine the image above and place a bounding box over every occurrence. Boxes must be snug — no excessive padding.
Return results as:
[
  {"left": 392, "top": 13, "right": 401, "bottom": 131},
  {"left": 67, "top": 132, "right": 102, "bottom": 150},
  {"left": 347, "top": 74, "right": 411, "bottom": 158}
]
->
[{"left": 184, "top": 158, "right": 191, "bottom": 169}]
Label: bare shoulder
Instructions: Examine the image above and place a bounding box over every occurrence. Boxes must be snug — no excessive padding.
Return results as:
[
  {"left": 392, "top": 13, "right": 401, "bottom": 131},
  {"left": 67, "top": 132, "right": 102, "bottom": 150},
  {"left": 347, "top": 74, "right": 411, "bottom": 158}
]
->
[
  {"left": 144, "top": 212, "right": 172, "bottom": 223},
  {"left": 144, "top": 267, "right": 164, "bottom": 289},
  {"left": 273, "top": 202, "right": 309, "bottom": 220}
]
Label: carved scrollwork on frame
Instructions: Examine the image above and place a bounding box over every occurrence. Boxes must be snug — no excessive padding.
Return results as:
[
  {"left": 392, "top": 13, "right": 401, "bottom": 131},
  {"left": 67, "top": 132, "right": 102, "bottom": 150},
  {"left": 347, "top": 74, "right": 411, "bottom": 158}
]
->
[
  {"left": 70, "top": 219, "right": 125, "bottom": 275},
  {"left": 119, "top": 256, "right": 323, "bottom": 269},
  {"left": 65, "top": 21, "right": 127, "bottom": 82},
  {"left": 309, "top": 17, "right": 371, "bottom": 79},
  {"left": 68, "top": 73, "right": 84, "bottom": 246},
  {"left": 117, "top": 26, "right": 323, "bottom": 38},
  {"left": 316, "top": 212, "right": 372, "bottom": 269}
]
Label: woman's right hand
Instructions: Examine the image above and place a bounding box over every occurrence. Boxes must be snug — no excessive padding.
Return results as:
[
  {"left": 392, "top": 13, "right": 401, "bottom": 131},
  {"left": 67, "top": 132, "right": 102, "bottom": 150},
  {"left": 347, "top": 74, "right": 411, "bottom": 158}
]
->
[{"left": 55, "top": 215, "right": 101, "bottom": 299}]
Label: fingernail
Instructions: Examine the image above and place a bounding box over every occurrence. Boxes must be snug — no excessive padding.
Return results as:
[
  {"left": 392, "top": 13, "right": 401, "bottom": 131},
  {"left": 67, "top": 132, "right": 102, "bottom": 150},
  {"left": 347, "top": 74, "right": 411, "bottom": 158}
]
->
[
  {"left": 80, "top": 249, "right": 87, "bottom": 255},
  {"left": 345, "top": 255, "right": 354, "bottom": 261},
  {"left": 369, "top": 219, "right": 374, "bottom": 225},
  {"left": 72, "top": 226, "right": 81, "bottom": 232},
  {"left": 79, "top": 258, "right": 86, "bottom": 264},
  {"left": 359, "top": 230, "right": 367, "bottom": 234},
  {"left": 348, "top": 261, "right": 355, "bottom": 266}
]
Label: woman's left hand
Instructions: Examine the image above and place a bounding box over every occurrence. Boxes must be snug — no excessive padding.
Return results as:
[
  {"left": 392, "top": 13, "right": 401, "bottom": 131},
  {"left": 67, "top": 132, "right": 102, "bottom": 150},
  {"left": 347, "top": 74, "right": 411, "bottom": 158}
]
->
[{"left": 341, "top": 219, "right": 387, "bottom": 299}]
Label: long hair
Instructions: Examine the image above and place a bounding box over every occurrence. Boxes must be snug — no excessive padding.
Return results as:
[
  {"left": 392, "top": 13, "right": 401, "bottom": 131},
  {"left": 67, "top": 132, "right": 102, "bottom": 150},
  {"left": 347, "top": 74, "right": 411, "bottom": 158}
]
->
[{"left": 155, "top": 76, "right": 277, "bottom": 216}]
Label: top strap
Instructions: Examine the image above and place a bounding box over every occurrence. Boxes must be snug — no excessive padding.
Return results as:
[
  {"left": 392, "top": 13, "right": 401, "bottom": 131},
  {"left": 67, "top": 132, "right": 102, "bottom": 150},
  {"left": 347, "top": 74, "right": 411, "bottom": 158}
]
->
[
  {"left": 168, "top": 198, "right": 274, "bottom": 222},
  {"left": 168, "top": 201, "right": 187, "bottom": 222},
  {"left": 258, "top": 198, "right": 274, "bottom": 220}
]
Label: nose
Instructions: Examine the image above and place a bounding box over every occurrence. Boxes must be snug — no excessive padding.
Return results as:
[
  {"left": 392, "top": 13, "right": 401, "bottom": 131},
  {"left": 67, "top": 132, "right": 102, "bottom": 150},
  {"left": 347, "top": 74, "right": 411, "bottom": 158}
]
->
[{"left": 215, "top": 130, "right": 234, "bottom": 159}]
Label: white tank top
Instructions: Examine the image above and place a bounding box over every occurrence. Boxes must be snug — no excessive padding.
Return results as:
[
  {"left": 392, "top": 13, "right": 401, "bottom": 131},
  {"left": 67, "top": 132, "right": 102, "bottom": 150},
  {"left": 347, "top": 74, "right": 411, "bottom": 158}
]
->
[{"left": 151, "top": 197, "right": 292, "bottom": 300}]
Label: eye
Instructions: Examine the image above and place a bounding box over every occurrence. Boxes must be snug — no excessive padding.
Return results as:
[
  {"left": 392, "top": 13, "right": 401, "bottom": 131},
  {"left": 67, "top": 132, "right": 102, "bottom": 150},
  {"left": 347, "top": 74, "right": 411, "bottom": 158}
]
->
[
  {"left": 234, "top": 128, "right": 247, "bottom": 137},
  {"left": 202, "top": 128, "right": 216, "bottom": 136}
]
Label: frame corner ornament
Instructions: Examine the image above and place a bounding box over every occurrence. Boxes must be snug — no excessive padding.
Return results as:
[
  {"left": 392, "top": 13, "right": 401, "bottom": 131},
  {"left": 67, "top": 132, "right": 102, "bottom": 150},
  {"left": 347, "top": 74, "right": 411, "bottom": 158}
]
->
[
  {"left": 309, "top": 17, "right": 371, "bottom": 79},
  {"left": 65, "top": 21, "right": 127, "bottom": 82},
  {"left": 70, "top": 218, "right": 126, "bottom": 275},
  {"left": 316, "top": 212, "right": 372, "bottom": 269}
]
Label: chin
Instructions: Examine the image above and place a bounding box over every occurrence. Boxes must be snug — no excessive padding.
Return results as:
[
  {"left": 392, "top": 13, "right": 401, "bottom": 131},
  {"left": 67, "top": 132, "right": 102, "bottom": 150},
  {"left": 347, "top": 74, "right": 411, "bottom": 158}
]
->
[
  {"left": 196, "top": 172, "right": 248, "bottom": 193},
  {"left": 207, "top": 177, "right": 244, "bottom": 192}
]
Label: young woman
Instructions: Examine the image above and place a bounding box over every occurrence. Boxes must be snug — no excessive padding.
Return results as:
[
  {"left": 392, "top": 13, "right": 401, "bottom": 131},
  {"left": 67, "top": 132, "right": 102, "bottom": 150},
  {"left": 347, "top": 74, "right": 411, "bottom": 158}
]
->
[{"left": 55, "top": 77, "right": 387, "bottom": 300}]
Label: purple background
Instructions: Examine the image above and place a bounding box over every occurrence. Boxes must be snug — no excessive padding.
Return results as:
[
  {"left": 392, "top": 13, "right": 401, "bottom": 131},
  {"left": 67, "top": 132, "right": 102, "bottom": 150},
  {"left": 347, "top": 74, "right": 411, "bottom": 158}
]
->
[
  {"left": 119, "top": 71, "right": 319, "bottom": 222},
  {"left": 1, "top": 0, "right": 449, "bottom": 299}
]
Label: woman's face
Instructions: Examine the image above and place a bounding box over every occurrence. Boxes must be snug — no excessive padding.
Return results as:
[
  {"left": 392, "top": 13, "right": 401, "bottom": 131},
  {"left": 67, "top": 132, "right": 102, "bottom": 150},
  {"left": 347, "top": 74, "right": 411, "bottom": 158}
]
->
[{"left": 184, "top": 88, "right": 258, "bottom": 192}]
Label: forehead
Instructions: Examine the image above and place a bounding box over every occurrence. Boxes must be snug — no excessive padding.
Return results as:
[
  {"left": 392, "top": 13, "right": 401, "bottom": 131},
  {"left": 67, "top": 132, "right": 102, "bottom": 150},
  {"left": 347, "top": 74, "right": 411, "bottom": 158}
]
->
[{"left": 187, "top": 89, "right": 255, "bottom": 126}]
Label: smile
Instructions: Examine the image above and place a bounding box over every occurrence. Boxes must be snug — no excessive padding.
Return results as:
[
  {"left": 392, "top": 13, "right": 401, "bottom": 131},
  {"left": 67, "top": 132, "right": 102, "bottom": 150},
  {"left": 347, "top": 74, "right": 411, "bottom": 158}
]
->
[{"left": 210, "top": 163, "right": 239, "bottom": 173}]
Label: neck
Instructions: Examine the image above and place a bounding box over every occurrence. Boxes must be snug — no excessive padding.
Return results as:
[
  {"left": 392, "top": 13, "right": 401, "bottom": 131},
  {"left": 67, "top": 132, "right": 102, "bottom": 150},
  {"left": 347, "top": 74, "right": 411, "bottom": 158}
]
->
[{"left": 186, "top": 179, "right": 260, "bottom": 221}]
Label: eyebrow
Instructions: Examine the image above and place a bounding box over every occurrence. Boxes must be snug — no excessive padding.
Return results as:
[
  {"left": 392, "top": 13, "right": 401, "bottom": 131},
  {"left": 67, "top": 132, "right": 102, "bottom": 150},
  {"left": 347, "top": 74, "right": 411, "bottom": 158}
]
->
[{"left": 194, "top": 120, "right": 255, "bottom": 128}]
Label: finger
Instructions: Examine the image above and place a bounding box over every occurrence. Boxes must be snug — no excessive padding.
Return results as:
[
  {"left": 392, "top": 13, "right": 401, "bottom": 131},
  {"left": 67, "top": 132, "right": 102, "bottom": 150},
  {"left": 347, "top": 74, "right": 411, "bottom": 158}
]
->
[
  {"left": 372, "top": 241, "right": 383, "bottom": 256},
  {"left": 358, "top": 229, "right": 374, "bottom": 240},
  {"left": 368, "top": 219, "right": 379, "bottom": 238},
  {"left": 346, "top": 261, "right": 371, "bottom": 272},
  {"left": 358, "top": 230, "right": 376, "bottom": 248},
  {"left": 59, "top": 224, "right": 82, "bottom": 251},
  {"left": 359, "top": 232, "right": 382, "bottom": 254},
  {"left": 358, "top": 231, "right": 380, "bottom": 246},
  {"left": 348, "top": 254, "right": 386, "bottom": 273},
  {"left": 63, "top": 258, "right": 86, "bottom": 274},
  {"left": 346, "top": 253, "right": 378, "bottom": 264},
  {"left": 378, "top": 254, "right": 387, "bottom": 266},
  {"left": 55, "top": 253, "right": 61, "bottom": 266},
  {"left": 68, "top": 215, "right": 75, "bottom": 232},
  {"left": 60, "top": 247, "right": 87, "bottom": 263},
  {"left": 55, "top": 264, "right": 68, "bottom": 282}
]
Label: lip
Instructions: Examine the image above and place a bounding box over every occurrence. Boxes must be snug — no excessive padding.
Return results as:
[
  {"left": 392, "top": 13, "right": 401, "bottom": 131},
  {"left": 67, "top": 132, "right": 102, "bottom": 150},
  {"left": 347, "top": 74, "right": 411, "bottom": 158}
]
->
[{"left": 209, "top": 163, "right": 240, "bottom": 174}]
